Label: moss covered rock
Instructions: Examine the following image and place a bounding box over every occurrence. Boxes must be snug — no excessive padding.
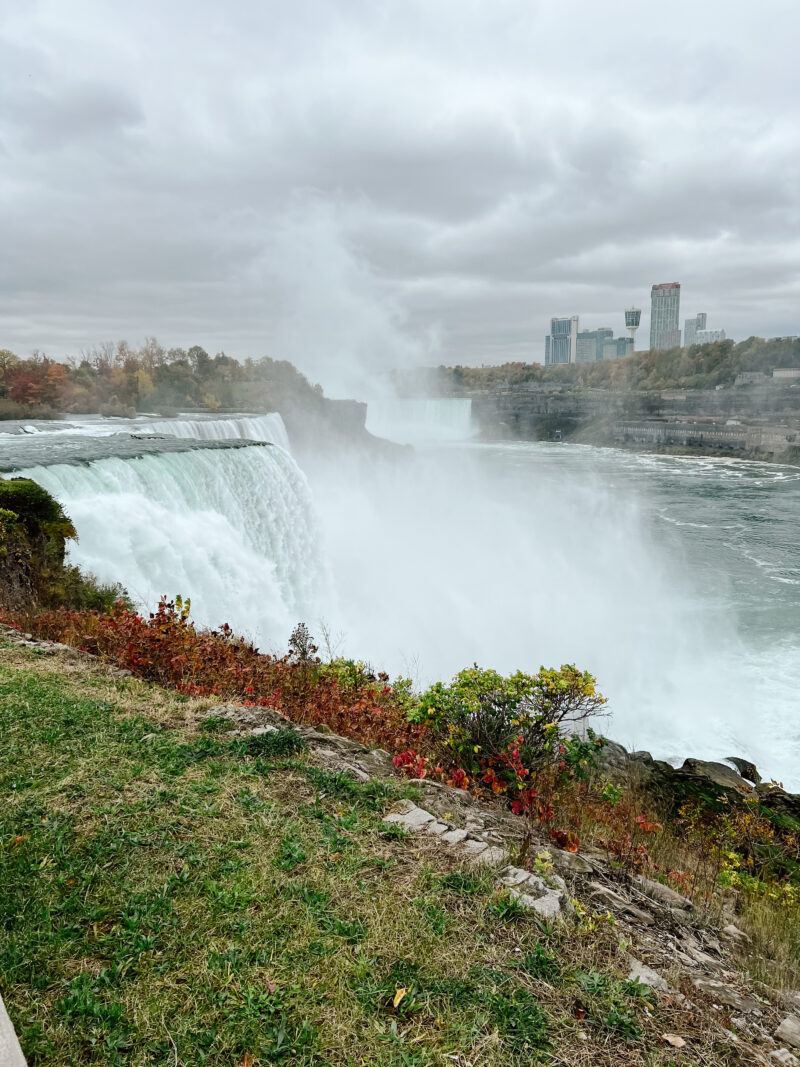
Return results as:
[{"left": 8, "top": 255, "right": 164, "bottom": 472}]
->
[{"left": 0, "top": 477, "right": 127, "bottom": 614}]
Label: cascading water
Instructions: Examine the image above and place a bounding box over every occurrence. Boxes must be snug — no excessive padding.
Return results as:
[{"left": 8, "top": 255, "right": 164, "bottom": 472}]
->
[
  {"left": 136, "top": 413, "right": 291, "bottom": 451},
  {"left": 0, "top": 412, "right": 291, "bottom": 452},
  {"left": 365, "top": 397, "right": 473, "bottom": 444},
  {"left": 15, "top": 444, "right": 326, "bottom": 648},
  {"left": 3, "top": 409, "right": 798, "bottom": 786}
]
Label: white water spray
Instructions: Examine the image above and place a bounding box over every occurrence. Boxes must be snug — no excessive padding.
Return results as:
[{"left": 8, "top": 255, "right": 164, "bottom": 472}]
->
[
  {"left": 16, "top": 445, "right": 325, "bottom": 647},
  {"left": 365, "top": 397, "right": 473, "bottom": 444}
]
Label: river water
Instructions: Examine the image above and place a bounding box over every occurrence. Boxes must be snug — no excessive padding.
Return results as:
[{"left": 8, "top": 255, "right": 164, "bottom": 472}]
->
[
  {"left": 2, "top": 415, "right": 798, "bottom": 786},
  {"left": 306, "top": 439, "right": 800, "bottom": 786}
]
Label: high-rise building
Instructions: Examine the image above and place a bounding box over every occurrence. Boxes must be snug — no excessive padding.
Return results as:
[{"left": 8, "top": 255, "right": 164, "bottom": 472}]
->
[
  {"left": 576, "top": 328, "right": 633, "bottom": 362},
  {"left": 684, "top": 312, "right": 726, "bottom": 346},
  {"left": 576, "top": 327, "right": 613, "bottom": 363},
  {"left": 650, "top": 283, "right": 681, "bottom": 350},
  {"left": 603, "top": 337, "right": 634, "bottom": 360},
  {"left": 696, "top": 328, "right": 727, "bottom": 343},
  {"left": 545, "top": 315, "right": 579, "bottom": 365},
  {"left": 683, "top": 312, "right": 707, "bottom": 346}
]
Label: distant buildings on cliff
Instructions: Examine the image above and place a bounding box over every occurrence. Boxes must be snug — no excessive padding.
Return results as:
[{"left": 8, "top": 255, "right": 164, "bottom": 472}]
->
[
  {"left": 544, "top": 316, "right": 633, "bottom": 365},
  {"left": 544, "top": 281, "right": 728, "bottom": 365}
]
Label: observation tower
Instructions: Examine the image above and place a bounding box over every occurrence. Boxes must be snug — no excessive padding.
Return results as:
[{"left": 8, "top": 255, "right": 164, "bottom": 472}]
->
[{"left": 625, "top": 307, "right": 642, "bottom": 350}]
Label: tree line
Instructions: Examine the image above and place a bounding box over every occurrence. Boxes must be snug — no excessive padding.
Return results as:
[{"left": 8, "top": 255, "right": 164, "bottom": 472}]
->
[
  {"left": 0, "top": 340, "right": 323, "bottom": 418},
  {"left": 394, "top": 336, "right": 800, "bottom": 396}
]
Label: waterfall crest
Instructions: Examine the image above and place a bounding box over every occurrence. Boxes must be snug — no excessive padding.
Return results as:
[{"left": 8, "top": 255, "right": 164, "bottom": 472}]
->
[
  {"left": 365, "top": 397, "right": 472, "bottom": 444},
  {"left": 136, "top": 413, "right": 291, "bottom": 451},
  {"left": 0, "top": 412, "right": 291, "bottom": 452}
]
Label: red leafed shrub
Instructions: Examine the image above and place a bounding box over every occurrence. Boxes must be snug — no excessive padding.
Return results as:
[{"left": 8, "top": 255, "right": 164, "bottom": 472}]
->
[
  {"left": 549, "top": 828, "right": 580, "bottom": 853},
  {"left": 635, "top": 814, "right": 664, "bottom": 835},
  {"left": 393, "top": 749, "right": 428, "bottom": 779},
  {"left": 32, "top": 599, "right": 429, "bottom": 754}
]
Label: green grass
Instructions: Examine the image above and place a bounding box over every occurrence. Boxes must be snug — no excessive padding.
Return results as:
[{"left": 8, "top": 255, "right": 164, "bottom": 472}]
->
[{"left": 0, "top": 646, "right": 766, "bottom": 1066}]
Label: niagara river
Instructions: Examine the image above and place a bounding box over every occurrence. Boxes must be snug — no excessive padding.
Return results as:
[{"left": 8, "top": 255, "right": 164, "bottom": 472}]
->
[{"left": 2, "top": 411, "right": 797, "bottom": 787}]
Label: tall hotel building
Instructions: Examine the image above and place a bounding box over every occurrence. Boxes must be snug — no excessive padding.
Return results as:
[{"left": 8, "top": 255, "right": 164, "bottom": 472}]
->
[
  {"left": 544, "top": 315, "right": 579, "bottom": 364},
  {"left": 649, "top": 283, "right": 681, "bottom": 350}
]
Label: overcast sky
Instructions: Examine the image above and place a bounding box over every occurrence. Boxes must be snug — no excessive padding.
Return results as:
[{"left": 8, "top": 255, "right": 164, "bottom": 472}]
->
[{"left": 2, "top": 0, "right": 799, "bottom": 395}]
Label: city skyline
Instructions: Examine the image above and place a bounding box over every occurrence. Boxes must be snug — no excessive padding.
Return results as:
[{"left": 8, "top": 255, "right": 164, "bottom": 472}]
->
[{"left": 544, "top": 283, "right": 739, "bottom": 364}]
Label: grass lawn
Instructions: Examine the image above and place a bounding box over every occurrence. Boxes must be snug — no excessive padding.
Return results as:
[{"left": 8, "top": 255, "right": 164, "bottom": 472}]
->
[{"left": 0, "top": 644, "right": 760, "bottom": 1066}]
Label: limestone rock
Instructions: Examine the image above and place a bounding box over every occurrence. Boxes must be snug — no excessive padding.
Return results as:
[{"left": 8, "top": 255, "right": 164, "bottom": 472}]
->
[
  {"left": 770, "top": 1049, "right": 800, "bottom": 1066},
  {"left": 595, "top": 739, "right": 631, "bottom": 773},
  {"left": 776, "top": 1017, "right": 800, "bottom": 1050},
  {"left": 726, "top": 756, "right": 761, "bottom": 785},
  {"left": 512, "top": 888, "right": 564, "bottom": 919},
  {"left": 757, "top": 786, "right": 800, "bottom": 823},
  {"left": 780, "top": 991, "right": 800, "bottom": 1014},
  {"left": 468, "top": 844, "right": 509, "bottom": 868},
  {"left": 722, "top": 924, "right": 751, "bottom": 944},
  {"left": 549, "top": 848, "right": 594, "bottom": 875},
  {"left": 383, "top": 804, "right": 435, "bottom": 831},
  {"left": 0, "top": 992, "right": 26, "bottom": 1067},
  {"left": 461, "top": 838, "right": 488, "bottom": 858},
  {"left": 634, "top": 874, "right": 692, "bottom": 910},
  {"left": 587, "top": 881, "right": 654, "bottom": 925},
  {"left": 497, "top": 866, "right": 534, "bottom": 889},
  {"left": 424, "top": 820, "right": 450, "bottom": 836},
  {"left": 441, "top": 828, "right": 469, "bottom": 845},
  {"left": 694, "top": 978, "right": 761, "bottom": 1013},
  {"left": 627, "top": 956, "right": 671, "bottom": 993},
  {"left": 358, "top": 749, "right": 395, "bottom": 777},
  {"left": 673, "top": 758, "right": 754, "bottom": 800},
  {"left": 496, "top": 866, "right": 567, "bottom": 918}
]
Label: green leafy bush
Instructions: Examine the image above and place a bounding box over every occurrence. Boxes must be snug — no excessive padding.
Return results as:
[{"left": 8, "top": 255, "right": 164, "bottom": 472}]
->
[
  {"left": 0, "top": 477, "right": 132, "bottom": 614},
  {"left": 410, "top": 664, "right": 606, "bottom": 786}
]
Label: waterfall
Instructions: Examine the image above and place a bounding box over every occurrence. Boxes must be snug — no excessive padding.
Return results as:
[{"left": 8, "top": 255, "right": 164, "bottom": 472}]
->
[
  {"left": 365, "top": 397, "right": 473, "bottom": 444},
  {"left": 0, "top": 412, "right": 292, "bottom": 452},
  {"left": 136, "top": 413, "right": 291, "bottom": 451},
  {"left": 16, "top": 444, "right": 325, "bottom": 648}
]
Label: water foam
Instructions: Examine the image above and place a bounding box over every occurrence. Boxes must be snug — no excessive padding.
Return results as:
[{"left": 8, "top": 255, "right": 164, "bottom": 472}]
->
[
  {"left": 136, "top": 413, "right": 291, "bottom": 451},
  {"left": 16, "top": 445, "right": 324, "bottom": 648},
  {"left": 0, "top": 412, "right": 291, "bottom": 452}
]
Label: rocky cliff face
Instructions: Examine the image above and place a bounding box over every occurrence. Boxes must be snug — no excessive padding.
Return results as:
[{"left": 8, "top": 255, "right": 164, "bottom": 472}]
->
[{"left": 469, "top": 385, "right": 800, "bottom": 460}]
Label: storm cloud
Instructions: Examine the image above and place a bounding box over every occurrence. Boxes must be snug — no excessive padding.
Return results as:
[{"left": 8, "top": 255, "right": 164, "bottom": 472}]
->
[{"left": 1, "top": 0, "right": 798, "bottom": 394}]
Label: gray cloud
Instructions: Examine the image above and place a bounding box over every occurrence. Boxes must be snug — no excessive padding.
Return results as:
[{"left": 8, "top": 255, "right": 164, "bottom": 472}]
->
[{"left": 0, "top": 0, "right": 798, "bottom": 391}]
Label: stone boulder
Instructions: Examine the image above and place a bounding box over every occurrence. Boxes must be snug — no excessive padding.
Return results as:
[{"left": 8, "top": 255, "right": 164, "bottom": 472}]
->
[
  {"left": 694, "top": 978, "right": 762, "bottom": 1014},
  {"left": 633, "top": 874, "right": 692, "bottom": 910},
  {"left": 770, "top": 1050, "right": 800, "bottom": 1066},
  {"left": 757, "top": 785, "right": 800, "bottom": 825},
  {"left": 627, "top": 956, "right": 671, "bottom": 993},
  {"left": 587, "top": 881, "right": 654, "bottom": 925},
  {"left": 726, "top": 756, "right": 761, "bottom": 785},
  {"left": 776, "top": 1017, "right": 800, "bottom": 1050},
  {"left": 667, "top": 759, "right": 755, "bottom": 807}
]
